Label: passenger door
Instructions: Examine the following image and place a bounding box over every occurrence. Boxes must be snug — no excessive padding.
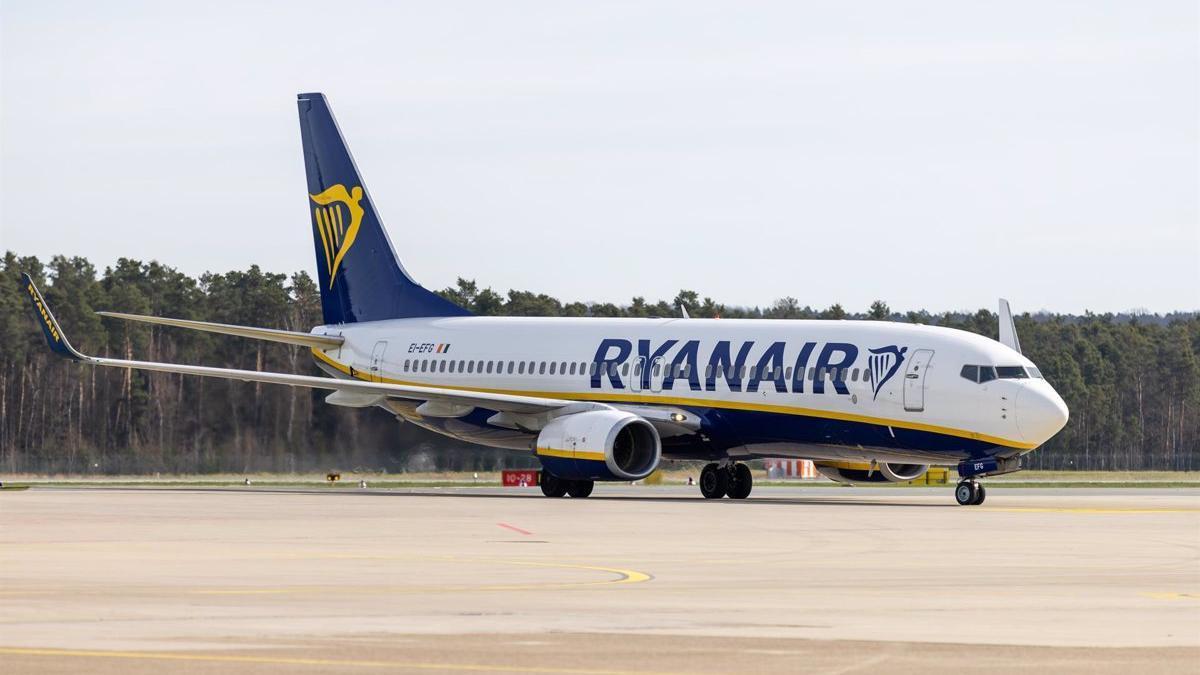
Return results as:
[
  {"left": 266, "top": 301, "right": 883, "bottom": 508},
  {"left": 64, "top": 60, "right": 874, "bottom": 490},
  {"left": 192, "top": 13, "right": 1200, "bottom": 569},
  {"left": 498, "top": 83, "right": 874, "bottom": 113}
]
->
[
  {"left": 903, "top": 349, "right": 934, "bottom": 412},
  {"left": 369, "top": 341, "right": 388, "bottom": 383}
]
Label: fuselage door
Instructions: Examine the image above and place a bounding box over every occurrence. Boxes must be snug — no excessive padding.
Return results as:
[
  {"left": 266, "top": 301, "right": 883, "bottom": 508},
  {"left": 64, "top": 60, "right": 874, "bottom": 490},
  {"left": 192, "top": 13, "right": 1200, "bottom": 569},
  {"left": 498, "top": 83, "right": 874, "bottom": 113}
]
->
[
  {"left": 903, "top": 349, "right": 934, "bottom": 412},
  {"left": 370, "top": 340, "right": 388, "bottom": 383},
  {"left": 629, "top": 357, "right": 645, "bottom": 393},
  {"left": 649, "top": 356, "right": 666, "bottom": 393}
]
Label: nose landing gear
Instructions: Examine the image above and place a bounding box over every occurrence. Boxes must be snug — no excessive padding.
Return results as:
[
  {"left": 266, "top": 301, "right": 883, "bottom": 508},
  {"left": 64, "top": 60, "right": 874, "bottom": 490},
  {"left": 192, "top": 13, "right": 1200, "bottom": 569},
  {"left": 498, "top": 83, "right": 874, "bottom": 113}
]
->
[
  {"left": 954, "top": 480, "right": 986, "bottom": 506},
  {"left": 699, "top": 462, "right": 753, "bottom": 499}
]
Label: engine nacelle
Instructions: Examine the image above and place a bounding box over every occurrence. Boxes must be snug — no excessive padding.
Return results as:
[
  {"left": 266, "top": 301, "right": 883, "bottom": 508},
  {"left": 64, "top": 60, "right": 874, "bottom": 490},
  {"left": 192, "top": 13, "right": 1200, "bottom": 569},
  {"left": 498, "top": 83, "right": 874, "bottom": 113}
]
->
[
  {"left": 535, "top": 410, "right": 661, "bottom": 481},
  {"left": 815, "top": 461, "right": 929, "bottom": 485}
]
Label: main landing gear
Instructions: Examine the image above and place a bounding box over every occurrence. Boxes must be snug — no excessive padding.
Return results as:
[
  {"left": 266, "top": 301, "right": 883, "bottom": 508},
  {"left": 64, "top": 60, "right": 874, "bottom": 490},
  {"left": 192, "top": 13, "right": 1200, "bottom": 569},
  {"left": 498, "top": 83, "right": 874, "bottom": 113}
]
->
[
  {"left": 539, "top": 470, "right": 594, "bottom": 498},
  {"left": 954, "top": 480, "right": 987, "bottom": 506},
  {"left": 699, "top": 462, "right": 752, "bottom": 499}
]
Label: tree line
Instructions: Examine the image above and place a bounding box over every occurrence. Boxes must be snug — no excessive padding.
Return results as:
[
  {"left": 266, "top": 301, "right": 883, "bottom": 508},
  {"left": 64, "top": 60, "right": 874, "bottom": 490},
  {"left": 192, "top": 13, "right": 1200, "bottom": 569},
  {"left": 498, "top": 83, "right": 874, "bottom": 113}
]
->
[{"left": 2, "top": 251, "right": 1197, "bottom": 474}]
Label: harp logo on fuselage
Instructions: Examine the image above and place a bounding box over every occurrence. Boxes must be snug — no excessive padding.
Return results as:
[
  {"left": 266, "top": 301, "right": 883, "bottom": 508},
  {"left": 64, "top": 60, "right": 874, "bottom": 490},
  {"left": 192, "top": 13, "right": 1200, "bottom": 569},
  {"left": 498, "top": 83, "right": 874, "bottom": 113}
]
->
[{"left": 310, "top": 184, "right": 365, "bottom": 289}]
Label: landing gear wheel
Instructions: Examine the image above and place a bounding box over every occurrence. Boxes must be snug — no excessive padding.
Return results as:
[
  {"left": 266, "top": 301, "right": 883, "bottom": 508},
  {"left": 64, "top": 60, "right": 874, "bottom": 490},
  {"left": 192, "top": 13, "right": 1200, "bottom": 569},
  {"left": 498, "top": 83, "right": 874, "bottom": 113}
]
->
[
  {"left": 727, "top": 463, "right": 753, "bottom": 499},
  {"left": 972, "top": 484, "right": 986, "bottom": 505},
  {"left": 954, "top": 481, "right": 978, "bottom": 506},
  {"left": 540, "top": 470, "right": 568, "bottom": 497},
  {"left": 566, "top": 480, "right": 594, "bottom": 498},
  {"left": 699, "top": 463, "right": 728, "bottom": 499}
]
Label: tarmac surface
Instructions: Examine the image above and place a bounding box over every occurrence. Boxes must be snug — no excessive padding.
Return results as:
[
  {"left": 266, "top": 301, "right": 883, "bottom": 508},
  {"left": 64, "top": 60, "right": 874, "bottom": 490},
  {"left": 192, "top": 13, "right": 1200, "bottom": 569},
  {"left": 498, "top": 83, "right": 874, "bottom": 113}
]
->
[{"left": 2, "top": 485, "right": 1198, "bottom": 673}]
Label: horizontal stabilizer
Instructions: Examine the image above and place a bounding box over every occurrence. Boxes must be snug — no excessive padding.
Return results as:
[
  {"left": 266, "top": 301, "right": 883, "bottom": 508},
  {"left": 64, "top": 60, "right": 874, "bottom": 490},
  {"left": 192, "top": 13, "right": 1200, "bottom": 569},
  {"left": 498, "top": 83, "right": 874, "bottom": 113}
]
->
[{"left": 97, "top": 312, "right": 344, "bottom": 349}]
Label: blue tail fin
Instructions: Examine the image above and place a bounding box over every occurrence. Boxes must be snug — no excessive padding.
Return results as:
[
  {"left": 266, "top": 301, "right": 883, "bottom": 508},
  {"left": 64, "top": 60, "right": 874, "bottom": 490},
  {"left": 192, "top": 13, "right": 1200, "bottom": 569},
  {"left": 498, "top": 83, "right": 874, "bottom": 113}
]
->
[{"left": 297, "top": 92, "right": 470, "bottom": 324}]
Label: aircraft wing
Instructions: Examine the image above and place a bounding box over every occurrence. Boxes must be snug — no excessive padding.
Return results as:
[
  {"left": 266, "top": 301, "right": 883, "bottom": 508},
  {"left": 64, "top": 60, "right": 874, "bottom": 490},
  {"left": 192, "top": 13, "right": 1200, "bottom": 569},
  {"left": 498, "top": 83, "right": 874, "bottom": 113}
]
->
[{"left": 21, "top": 274, "right": 599, "bottom": 418}]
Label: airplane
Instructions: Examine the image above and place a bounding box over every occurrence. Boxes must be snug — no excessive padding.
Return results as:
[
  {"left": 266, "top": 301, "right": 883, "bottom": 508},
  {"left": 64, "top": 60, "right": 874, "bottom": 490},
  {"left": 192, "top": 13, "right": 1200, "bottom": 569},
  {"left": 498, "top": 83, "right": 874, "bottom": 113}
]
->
[{"left": 22, "top": 92, "right": 1069, "bottom": 506}]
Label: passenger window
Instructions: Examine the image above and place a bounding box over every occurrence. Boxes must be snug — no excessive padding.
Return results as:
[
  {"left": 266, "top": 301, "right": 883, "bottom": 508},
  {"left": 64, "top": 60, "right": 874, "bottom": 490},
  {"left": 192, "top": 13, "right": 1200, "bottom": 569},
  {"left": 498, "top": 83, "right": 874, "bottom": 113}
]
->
[
  {"left": 505, "top": 362, "right": 513, "bottom": 374},
  {"left": 440, "top": 361, "right": 447, "bottom": 372},
  {"left": 785, "top": 366, "right": 793, "bottom": 380},
  {"left": 518, "top": 362, "right": 526, "bottom": 375},
  {"left": 609, "top": 363, "right": 619, "bottom": 377},
  {"left": 403, "top": 359, "right": 410, "bottom": 372},
  {"left": 960, "top": 365, "right": 978, "bottom": 383},
  {"left": 549, "top": 362, "right": 557, "bottom": 375},
  {"left": 621, "top": 363, "right": 630, "bottom": 376},
  {"left": 448, "top": 361, "right": 456, "bottom": 373},
  {"left": 539, "top": 362, "right": 547, "bottom": 375},
  {"left": 978, "top": 366, "right": 996, "bottom": 383},
  {"left": 569, "top": 362, "right": 577, "bottom": 375},
  {"left": 653, "top": 363, "right": 661, "bottom": 377}
]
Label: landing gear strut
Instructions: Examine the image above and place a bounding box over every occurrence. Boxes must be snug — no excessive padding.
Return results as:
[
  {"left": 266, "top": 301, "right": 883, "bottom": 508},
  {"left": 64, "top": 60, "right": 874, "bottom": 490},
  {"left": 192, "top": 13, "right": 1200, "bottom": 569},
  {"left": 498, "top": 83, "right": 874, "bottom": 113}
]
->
[
  {"left": 954, "top": 480, "right": 986, "bottom": 506},
  {"left": 699, "top": 462, "right": 753, "bottom": 499}
]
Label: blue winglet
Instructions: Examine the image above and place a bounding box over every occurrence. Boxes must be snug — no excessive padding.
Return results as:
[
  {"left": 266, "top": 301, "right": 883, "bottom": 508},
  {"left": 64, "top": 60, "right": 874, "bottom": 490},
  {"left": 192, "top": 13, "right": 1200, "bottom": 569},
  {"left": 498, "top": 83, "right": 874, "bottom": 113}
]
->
[{"left": 21, "top": 273, "right": 84, "bottom": 361}]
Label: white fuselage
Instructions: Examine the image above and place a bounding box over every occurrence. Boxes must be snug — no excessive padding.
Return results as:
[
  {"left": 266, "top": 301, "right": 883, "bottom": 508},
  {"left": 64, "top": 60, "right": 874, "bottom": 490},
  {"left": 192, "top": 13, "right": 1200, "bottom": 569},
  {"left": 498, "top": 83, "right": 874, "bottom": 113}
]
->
[{"left": 308, "top": 316, "right": 1069, "bottom": 467}]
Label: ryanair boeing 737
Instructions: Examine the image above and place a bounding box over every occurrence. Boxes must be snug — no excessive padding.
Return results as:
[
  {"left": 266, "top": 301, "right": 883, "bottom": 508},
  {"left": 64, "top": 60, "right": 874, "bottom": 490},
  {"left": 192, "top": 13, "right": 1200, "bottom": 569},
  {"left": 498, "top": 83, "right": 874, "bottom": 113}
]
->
[{"left": 23, "top": 93, "right": 1069, "bottom": 505}]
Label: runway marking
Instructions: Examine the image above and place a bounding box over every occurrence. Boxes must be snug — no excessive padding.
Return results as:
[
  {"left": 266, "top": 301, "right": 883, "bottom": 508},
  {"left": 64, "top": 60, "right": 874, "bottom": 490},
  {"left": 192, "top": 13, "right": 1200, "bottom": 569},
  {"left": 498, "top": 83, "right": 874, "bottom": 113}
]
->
[
  {"left": 1143, "top": 592, "right": 1200, "bottom": 601},
  {"left": 497, "top": 522, "right": 533, "bottom": 535},
  {"left": 0, "top": 647, "right": 679, "bottom": 674},
  {"left": 187, "top": 556, "right": 651, "bottom": 595},
  {"left": 982, "top": 507, "right": 1200, "bottom": 514}
]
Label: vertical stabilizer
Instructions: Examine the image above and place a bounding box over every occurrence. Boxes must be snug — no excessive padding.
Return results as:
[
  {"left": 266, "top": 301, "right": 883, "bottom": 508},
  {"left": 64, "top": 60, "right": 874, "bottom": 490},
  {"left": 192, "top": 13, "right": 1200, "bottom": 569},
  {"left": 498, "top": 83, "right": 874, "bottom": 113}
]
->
[
  {"left": 998, "top": 298, "right": 1022, "bottom": 354},
  {"left": 297, "top": 93, "right": 470, "bottom": 324}
]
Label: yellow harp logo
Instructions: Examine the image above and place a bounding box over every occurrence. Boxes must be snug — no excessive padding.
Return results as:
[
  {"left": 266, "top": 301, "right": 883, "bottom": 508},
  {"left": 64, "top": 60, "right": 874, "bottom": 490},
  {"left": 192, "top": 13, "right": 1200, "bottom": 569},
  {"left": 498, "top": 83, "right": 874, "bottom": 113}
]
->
[{"left": 310, "top": 184, "right": 365, "bottom": 288}]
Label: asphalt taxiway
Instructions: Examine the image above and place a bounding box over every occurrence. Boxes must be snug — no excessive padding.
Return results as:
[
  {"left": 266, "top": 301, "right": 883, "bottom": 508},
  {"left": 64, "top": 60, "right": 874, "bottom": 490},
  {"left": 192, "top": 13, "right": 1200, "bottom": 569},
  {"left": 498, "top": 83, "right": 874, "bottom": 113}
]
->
[{"left": 1, "top": 485, "right": 1197, "bottom": 673}]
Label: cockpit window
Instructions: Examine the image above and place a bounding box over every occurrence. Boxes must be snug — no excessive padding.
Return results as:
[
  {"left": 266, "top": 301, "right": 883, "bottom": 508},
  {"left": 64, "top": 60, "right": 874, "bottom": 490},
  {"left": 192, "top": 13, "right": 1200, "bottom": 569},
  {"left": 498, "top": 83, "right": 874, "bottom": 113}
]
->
[
  {"left": 996, "top": 366, "right": 1029, "bottom": 379},
  {"left": 1027, "top": 366, "right": 1043, "bottom": 378},
  {"left": 960, "top": 365, "right": 978, "bottom": 382},
  {"left": 978, "top": 366, "right": 996, "bottom": 383}
]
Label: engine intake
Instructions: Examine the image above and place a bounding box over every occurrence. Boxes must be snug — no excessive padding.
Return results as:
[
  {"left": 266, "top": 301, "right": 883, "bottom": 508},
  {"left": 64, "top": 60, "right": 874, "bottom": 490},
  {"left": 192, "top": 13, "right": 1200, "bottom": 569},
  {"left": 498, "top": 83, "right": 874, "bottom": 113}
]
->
[
  {"left": 535, "top": 410, "right": 661, "bottom": 481},
  {"left": 815, "top": 461, "right": 929, "bottom": 484}
]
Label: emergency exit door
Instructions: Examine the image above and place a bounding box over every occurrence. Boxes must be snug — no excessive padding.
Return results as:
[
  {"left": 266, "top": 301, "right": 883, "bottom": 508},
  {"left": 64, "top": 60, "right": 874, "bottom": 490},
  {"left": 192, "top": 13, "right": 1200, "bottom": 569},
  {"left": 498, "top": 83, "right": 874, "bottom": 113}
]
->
[{"left": 903, "top": 349, "right": 935, "bottom": 412}]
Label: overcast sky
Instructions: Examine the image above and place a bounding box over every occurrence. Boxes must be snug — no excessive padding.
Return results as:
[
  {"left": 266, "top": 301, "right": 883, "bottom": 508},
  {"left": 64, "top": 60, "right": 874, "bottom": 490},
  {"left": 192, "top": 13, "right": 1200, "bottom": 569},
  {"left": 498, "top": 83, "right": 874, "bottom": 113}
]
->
[{"left": 2, "top": 1, "right": 1197, "bottom": 313}]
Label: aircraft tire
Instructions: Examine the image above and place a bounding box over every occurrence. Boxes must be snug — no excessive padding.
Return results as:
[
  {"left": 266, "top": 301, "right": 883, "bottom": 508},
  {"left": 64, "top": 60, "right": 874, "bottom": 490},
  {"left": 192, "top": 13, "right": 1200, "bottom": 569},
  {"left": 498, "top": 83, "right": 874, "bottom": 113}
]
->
[
  {"left": 566, "top": 480, "right": 594, "bottom": 498},
  {"left": 540, "top": 471, "right": 568, "bottom": 498},
  {"left": 700, "top": 463, "right": 728, "bottom": 499},
  {"left": 728, "top": 463, "right": 753, "bottom": 499},
  {"left": 954, "top": 481, "right": 977, "bottom": 506},
  {"left": 972, "top": 484, "right": 987, "bottom": 505}
]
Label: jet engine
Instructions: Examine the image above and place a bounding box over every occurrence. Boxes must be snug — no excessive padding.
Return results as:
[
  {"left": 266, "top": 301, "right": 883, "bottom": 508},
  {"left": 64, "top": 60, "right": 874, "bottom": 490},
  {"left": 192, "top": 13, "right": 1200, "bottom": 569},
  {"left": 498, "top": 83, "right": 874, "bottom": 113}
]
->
[
  {"left": 815, "top": 461, "right": 929, "bottom": 484},
  {"left": 534, "top": 410, "right": 661, "bottom": 481}
]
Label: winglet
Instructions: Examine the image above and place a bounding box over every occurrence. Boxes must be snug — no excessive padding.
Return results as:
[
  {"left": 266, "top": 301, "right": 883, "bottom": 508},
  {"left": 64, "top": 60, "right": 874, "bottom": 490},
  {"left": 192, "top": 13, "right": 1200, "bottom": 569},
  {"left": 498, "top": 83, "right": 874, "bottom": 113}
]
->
[
  {"left": 21, "top": 273, "right": 86, "bottom": 361},
  {"left": 998, "top": 298, "right": 1022, "bottom": 354}
]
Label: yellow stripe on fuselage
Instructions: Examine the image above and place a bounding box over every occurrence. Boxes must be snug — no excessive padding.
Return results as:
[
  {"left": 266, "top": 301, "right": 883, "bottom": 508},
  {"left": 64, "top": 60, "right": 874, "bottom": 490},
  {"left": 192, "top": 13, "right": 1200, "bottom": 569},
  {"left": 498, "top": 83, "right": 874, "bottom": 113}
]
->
[{"left": 310, "top": 348, "right": 1035, "bottom": 450}]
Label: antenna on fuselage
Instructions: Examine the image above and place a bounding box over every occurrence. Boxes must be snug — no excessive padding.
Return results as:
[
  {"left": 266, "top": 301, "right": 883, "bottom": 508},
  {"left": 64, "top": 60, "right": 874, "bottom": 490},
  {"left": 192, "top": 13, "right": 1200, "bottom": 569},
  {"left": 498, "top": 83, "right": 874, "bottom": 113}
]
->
[{"left": 998, "top": 298, "right": 1022, "bottom": 354}]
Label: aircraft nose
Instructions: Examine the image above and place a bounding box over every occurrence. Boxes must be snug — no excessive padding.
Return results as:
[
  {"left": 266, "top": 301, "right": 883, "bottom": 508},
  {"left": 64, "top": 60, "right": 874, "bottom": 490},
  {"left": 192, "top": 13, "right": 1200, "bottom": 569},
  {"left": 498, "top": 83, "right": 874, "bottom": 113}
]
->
[{"left": 1015, "top": 383, "right": 1070, "bottom": 445}]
